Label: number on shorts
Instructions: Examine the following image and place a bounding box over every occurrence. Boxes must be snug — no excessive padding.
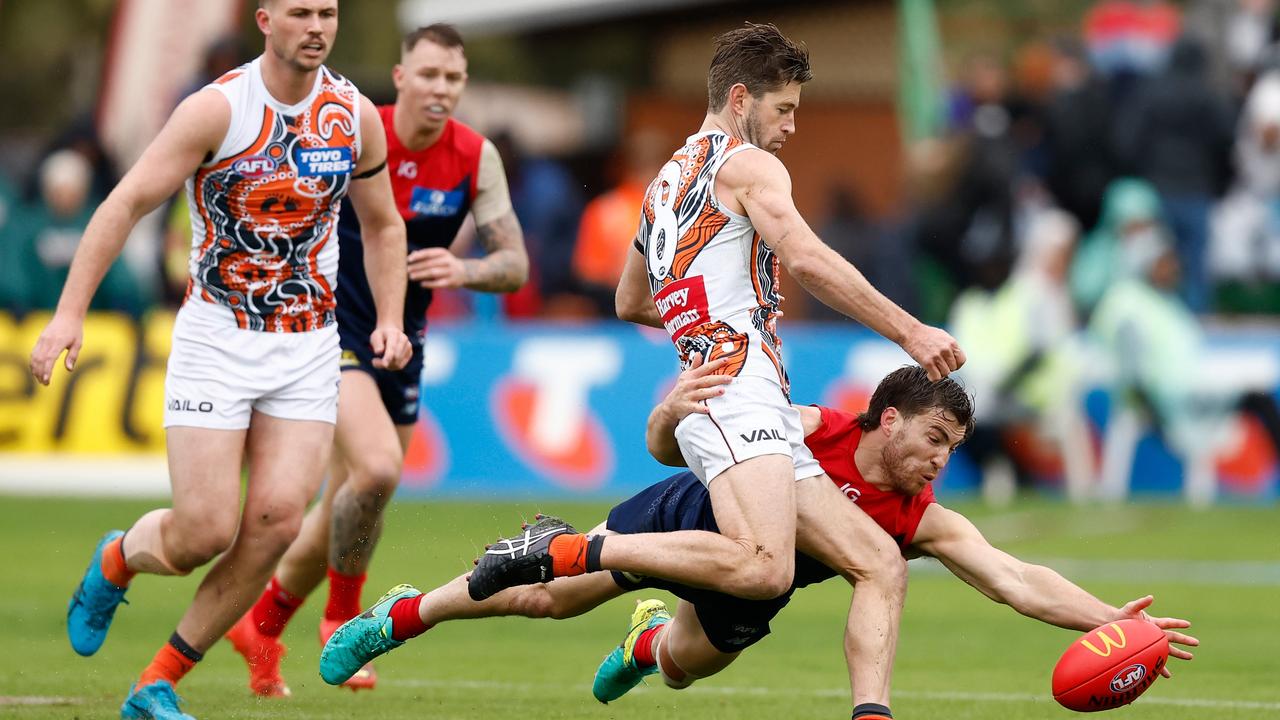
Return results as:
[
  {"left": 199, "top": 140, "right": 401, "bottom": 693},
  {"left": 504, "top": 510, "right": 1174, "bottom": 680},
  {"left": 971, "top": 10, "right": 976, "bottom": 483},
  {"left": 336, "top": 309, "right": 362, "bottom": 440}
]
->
[{"left": 647, "top": 161, "right": 682, "bottom": 281}]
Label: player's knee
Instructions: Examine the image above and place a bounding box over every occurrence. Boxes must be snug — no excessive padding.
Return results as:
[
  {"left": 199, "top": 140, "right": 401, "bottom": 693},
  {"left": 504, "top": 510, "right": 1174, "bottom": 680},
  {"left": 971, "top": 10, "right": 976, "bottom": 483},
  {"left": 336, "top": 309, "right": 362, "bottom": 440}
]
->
[
  {"left": 242, "top": 504, "right": 307, "bottom": 555},
  {"left": 754, "top": 566, "right": 795, "bottom": 600},
  {"left": 507, "top": 585, "right": 558, "bottom": 619},
  {"left": 173, "top": 522, "right": 237, "bottom": 568},
  {"left": 841, "top": 545, "right": 907, "bottom": 592},
  {"left": 661, "top": 674, "right": 696, "bottom": 690},
  {"left": 736, "top": 558, "right": 793, "bottom": 600},
  {"left": 349, "top": 453, "right": 402, "bottom": 498}
]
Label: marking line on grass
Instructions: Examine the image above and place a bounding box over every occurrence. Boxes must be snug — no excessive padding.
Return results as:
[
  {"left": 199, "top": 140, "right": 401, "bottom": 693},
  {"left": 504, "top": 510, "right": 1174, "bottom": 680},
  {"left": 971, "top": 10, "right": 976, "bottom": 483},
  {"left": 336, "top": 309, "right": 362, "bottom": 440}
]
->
[{"left": 386, "top": 678, "right": 1280, "bottom": 711}]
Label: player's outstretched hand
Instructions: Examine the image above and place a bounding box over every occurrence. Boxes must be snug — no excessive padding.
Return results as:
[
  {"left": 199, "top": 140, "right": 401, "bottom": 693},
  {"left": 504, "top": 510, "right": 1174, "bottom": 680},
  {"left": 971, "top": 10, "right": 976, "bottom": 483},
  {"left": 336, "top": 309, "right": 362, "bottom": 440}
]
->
[
  {"left": 370, "top": 326, "right": 413, "bottom": 371},
  {"left": 1115, "top": 595, "right": 1199, "bottom": 677},
  {"left": 409, "top": 247, "right": 468, "bottom": 289},
  {"left": 660, "top": 354, "right": 732, "bottom": 421},
  {"left": 901, "top": 323, "right": 965, "bottom": 381},
  {"left": 29, "top": 312, "right": 84, "bottom": 386}
]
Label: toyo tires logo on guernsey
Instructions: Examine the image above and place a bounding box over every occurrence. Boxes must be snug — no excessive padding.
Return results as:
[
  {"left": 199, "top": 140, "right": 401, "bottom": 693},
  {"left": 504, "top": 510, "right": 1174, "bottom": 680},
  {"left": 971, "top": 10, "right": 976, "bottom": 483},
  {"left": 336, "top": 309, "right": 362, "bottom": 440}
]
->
[{"left": 292, "top": 145, "right": 352, "bottom": 176}]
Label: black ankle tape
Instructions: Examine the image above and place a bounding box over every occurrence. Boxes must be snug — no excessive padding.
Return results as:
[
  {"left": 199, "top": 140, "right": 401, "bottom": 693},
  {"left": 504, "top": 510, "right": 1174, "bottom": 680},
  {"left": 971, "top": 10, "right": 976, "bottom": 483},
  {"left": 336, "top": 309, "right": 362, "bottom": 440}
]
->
[
  {"left": 169, "top": 632, "right": 204, "bottom": 662},
  {"left": 585, "top": 535, "right": 606, "bottom": 573},
  {"left": 852, "top": 703, "right": 892, "bottom": 719}
]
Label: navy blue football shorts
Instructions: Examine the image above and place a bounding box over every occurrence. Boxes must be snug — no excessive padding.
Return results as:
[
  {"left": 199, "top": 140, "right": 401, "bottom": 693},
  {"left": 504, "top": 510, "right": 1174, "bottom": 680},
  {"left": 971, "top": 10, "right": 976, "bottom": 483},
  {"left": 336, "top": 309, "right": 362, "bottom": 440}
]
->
[
  {"left": 336, "top": 323, "right": 424, "bottom": 426},
  {"left": 605, "top": 471, "right": 836, "bottom": 654}
]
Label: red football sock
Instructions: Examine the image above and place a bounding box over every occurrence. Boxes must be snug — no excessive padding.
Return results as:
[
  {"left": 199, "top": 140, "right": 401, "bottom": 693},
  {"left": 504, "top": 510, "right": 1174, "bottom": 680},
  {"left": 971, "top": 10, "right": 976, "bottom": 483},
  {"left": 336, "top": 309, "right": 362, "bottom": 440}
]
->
[
  {"left": 324, "top": 568, "right": 367, "bottom": 622},
  {"left": 632, "top": 625, "right": 663, "bottom": 668},
  {"left": 388, "top": 595, "right": 431, "bottom": 641},
  {"left": 101, "top": 535, "right": 135, "bottom": 589},
  {"left": 137, "top": 635, "right": 200, "bottom": 689},
  {"left": 251, "top": 577, "right": 304, "bottom": 638}
]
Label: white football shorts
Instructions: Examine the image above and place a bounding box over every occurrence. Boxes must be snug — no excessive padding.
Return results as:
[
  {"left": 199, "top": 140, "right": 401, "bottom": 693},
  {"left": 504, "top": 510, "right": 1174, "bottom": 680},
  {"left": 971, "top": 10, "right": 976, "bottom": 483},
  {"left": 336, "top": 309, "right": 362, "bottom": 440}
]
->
[
  {"left": 674, "top": 375, "right": 823, "bottom": 486},
  {"left": 163, "top": 300, "right": 340, "bottom": 429}
]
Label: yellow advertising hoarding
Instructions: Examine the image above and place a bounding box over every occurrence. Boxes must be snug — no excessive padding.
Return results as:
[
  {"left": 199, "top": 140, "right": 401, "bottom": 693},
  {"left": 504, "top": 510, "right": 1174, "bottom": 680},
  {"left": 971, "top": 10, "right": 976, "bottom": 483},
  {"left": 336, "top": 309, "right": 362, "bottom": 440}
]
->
[{"left": 1, "top": 312, "right": 171, "bottom": 454}]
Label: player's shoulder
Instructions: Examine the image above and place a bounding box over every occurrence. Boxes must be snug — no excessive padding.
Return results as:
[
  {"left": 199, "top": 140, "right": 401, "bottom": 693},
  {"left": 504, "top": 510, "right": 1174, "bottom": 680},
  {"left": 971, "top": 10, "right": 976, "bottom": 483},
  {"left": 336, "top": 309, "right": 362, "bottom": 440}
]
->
[
  {"left": 173, "top": 87, "right": 233, "bottom": 136},
  {"left": 717, "top": 142, "right": 787, "bottom": 185},
  {"left": 445, "top": 118, "right": 487, "bottom": 160}
]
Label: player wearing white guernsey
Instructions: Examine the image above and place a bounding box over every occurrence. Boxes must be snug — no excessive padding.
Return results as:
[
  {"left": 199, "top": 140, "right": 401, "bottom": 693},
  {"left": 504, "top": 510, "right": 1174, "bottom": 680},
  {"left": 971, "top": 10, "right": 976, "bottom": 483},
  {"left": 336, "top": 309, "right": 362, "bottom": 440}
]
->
[
  {"left": 467, "top": 24, "right": 964, "bottom": 720},
  {"left": 226, "top": 23, "right": 527, "bottom": 697},
  {"left": 28, "top": 2, "right": 410, "bottom": 717}
]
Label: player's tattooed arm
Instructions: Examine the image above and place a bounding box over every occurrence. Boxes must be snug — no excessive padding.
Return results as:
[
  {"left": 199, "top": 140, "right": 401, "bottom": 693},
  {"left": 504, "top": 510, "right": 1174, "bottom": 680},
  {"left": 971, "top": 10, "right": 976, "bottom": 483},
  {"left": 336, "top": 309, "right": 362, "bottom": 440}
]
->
[
  {"left": 464, "top": 210, "right": 528, "bottom": 292},
  {"left": 409, "top": 211, "right": 527, "bottom": 293}
]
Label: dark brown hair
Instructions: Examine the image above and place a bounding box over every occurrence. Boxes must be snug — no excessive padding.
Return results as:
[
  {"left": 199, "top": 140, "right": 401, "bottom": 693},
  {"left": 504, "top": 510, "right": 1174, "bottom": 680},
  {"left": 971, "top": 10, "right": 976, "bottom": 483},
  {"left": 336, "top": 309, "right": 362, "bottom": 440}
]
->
[
  {"left": 403, "top": 23, "right": 464, "bottom": 54},
  {"left": 707, "top": 22, "right": 811, "bottom": 112},
  {"left": 856, "top": 366, "right": 976, "bottom": 441}
]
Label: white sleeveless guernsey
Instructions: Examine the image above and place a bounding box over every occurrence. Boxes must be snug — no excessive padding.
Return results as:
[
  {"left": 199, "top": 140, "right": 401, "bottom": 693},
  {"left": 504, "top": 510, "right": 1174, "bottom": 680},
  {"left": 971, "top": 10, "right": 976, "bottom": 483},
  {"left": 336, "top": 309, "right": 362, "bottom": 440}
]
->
[
  {"left": 639, "top": 131, "right": 788, "bottom": 396},
  {"left": 184, "top": 58, "right": 362, "bottom": 333}
]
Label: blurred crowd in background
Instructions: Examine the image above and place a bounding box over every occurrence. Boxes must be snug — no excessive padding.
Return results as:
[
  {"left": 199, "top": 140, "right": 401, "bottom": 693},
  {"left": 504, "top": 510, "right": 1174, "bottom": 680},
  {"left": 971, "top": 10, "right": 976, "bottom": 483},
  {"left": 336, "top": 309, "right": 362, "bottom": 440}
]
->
[
  {"left": 7, "top": 0, "right": 1280, "bottom": 322},
  {"left": 2, "top": 0, "right": 1280, "bottom": 499}
]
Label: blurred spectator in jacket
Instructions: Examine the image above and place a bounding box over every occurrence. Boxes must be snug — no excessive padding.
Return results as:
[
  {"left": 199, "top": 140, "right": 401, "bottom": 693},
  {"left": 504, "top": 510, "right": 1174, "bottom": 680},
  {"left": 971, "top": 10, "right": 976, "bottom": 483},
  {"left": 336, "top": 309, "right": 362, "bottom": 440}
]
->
[
  {"left": 492, "top": 131, "right": 583, "bottom": 318},
  {"left": 8, "top": 150, "right": 146, "bottom": 316},
  {"left": 573, "top": 128, "right": 668, "bottom": 315},
  {"left": 1112, "top": 36, "right": 1235, "bottom": 312},
  {"left": 917, "top": 54, "right": 1020, "bottom": 301},
  {"left": 1070, "top": 177, "right": 1167, "bottom": 314},
  {"left": 1090, "top": 225, "right": 1280, "bottom": 505},
  {"left": 1210, "top": 68, "right": 1280, "bottom": 312},
  {"left": 951, "top": 208, "right": 1093, "bottom": 503},
  {"left": 1044, "top": 38, "right": 1117, "bottom": 231}
]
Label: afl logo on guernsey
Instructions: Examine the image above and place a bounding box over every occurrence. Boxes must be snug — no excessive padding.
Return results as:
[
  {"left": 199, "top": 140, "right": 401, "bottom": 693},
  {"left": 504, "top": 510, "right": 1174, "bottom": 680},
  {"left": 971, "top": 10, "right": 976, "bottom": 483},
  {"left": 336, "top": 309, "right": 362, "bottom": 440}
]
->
[
  {"left": 293, "top": 146, "right": 353, "bottom": 176},
  {"left": 233, "top": 155, "right": 277, "bottom": 177}
]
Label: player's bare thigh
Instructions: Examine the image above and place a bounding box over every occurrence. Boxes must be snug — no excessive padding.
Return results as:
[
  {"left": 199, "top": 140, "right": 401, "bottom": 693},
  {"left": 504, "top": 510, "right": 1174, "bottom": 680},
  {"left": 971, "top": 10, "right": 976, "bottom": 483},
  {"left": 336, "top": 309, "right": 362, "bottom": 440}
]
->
[
  {"left": 706, "top": 453, "right": 799, "bottom": 563},
  {"left": 242, "top": 412, "right": 335, "bottom": 539},
  {"left": 793, "top": 474, "right": 902, "bottom": 582},
  {"left": 329, "top": 371, "right": 407, "bottom": 489},
  {"left": 165, "top": 426, "right": 249, "bottom": 553}
]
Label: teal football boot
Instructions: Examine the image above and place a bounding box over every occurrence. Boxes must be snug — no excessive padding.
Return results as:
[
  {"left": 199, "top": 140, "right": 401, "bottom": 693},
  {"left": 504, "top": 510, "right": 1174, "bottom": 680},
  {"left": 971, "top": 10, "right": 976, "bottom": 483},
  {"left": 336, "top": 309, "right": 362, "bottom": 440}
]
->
[
  {"left": 68, "top": 530, "right": 129, "bottom": 656},
  {"left": 120, "top": 680, "right": 195, "bottom": 719},
  {"left": 592, "top": 599, "right": 671, "bottom": 703},
  {"left": 319, "top": 584, "right": 420, "bottom": 685}
]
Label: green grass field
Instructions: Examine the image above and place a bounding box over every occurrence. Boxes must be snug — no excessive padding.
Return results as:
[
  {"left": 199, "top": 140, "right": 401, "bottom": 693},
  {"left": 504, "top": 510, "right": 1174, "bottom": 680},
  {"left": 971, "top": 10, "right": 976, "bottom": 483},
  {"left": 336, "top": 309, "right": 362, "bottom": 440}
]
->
[{"left": 3, "top": 495, "right": 1278, "bottom": 719}]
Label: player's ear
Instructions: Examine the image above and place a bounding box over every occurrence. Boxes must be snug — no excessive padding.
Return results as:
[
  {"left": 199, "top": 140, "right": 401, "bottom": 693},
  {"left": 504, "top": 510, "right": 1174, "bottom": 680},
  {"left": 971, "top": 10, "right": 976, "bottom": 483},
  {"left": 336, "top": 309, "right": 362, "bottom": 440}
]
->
[
  {"left": 255, "top": 7, "right": 272, "bottom": 36},
  {"left": 392, "top": 63, "right": 405, "bottom": 90},
  {"left": 728, "top": 83, "right": 750, "bottom": 116},
  {"left": 880, "top": 406, "right": 899, "bottom": 435}
]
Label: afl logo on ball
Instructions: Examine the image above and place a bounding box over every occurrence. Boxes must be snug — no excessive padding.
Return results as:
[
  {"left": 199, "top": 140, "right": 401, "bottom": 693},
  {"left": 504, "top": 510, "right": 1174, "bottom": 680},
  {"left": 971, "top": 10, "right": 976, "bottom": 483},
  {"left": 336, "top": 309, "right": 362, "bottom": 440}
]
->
[{"left": 1110, "top": 663, "right": 1146, "bottom": 693}]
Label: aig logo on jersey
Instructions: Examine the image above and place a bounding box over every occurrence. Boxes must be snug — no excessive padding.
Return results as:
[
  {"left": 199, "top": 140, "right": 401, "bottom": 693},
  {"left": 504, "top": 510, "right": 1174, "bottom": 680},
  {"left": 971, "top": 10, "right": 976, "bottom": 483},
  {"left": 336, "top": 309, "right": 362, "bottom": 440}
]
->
[
  {"left": 293, "top": 146, "right": 353, "bottom": 176},
  {"left": 410, "top": 186, "right": 464, "bottom": 217}
]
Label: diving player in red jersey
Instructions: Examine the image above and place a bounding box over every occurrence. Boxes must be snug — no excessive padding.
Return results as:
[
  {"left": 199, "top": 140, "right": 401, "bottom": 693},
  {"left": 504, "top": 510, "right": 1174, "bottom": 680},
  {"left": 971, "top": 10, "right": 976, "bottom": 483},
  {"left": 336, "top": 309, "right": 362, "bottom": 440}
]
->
[
  {"left": 320, "top": 364, "right": 1197, "bottom": 718},
  {"left": 227, "top": 23, "right": 526, "bottom": 696},
  {"left": 28, "top": 1, "right": 412, "bottom": 717}
]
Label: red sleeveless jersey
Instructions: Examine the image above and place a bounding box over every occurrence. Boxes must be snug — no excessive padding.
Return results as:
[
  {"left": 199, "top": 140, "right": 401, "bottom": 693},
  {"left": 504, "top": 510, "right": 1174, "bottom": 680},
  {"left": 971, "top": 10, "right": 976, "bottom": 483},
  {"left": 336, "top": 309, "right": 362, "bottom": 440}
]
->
[{"left": 803, "top": 405, "right": 937, "bottom": 549}]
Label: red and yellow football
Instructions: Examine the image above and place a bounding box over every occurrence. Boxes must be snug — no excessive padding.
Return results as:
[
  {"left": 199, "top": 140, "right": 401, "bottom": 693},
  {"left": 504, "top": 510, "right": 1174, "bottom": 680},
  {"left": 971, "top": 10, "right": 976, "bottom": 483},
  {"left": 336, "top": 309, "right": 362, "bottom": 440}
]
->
[{"left": 1051, "top": 619, "right": 1169, "bottom": 712}]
